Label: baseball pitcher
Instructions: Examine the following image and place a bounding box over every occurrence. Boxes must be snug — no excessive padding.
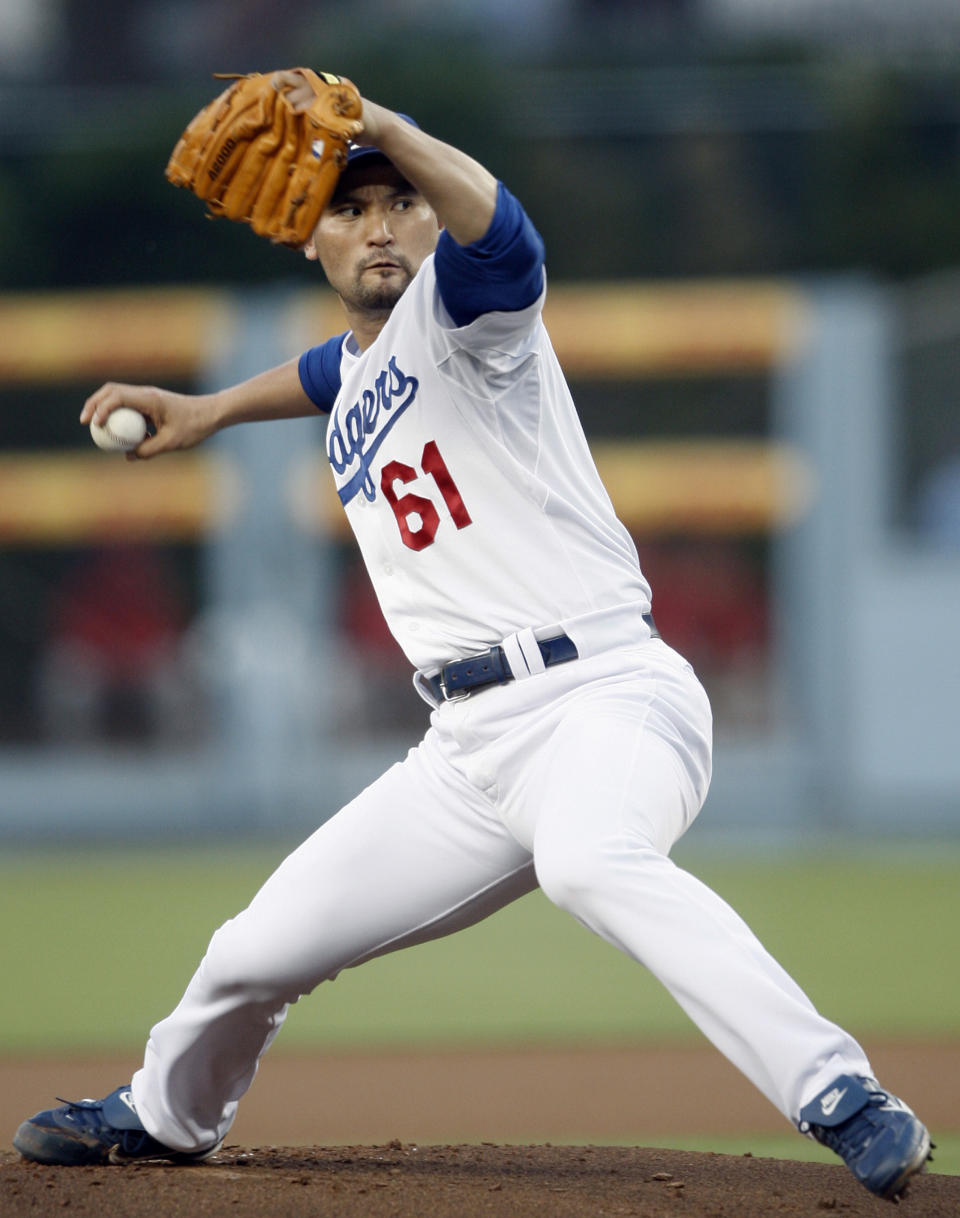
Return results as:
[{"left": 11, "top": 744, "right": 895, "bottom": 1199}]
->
[{"left": 14, "top": 68, "right": 932, "bottom": 1203}]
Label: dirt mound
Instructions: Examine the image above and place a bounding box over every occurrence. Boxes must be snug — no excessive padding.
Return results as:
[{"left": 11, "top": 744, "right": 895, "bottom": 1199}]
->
[{"left": 2, "top": 1143, "right": 956, "bottom": 1218}]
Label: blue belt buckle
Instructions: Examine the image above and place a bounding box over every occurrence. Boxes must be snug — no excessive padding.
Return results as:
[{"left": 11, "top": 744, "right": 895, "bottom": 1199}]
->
[
  {"left": 440, "top": 645, "right": 509, "bottom": 699},
  {"left": 438, "top": 669, "right": 471, "bottom": 702}
]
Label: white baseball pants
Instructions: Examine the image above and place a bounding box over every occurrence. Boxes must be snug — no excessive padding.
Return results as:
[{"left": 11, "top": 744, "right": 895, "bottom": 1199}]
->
[{"left": 131, "top": 636, "right": 870, "bottom": 1152}]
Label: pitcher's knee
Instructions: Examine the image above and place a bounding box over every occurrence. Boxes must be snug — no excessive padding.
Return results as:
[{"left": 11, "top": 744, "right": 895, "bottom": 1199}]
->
[
  {"left": 534, "top": 839, "right": 615, "bottom": 915},
  {"left": 198, "top": 914, "right": 324, "bottom": 1004},
  {"left": 534, "top": 835, "right": 667, "bottom": 917}
]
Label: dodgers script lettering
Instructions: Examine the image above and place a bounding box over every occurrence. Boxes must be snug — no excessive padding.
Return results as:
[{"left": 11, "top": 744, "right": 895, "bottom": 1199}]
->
[{"left": 328, "top": 356, "right": 420, "bottom": 506}]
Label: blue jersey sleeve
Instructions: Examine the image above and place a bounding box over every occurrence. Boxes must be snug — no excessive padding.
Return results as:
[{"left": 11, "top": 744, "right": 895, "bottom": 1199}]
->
[
  {"left": 434, "top": 183, "right": 545, "bottom": 328},
  {"left": 298, "top": 332, "right": 348, "bottom": 412}
]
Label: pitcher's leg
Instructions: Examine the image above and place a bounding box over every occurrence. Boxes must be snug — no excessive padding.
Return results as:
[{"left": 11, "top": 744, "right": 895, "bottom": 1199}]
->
[
  {"left": 133, "top": 735, "right": 533, "bottom": 1152},
  {"left": 531, "top": 664, "right": 870, "bottom": 1122}
]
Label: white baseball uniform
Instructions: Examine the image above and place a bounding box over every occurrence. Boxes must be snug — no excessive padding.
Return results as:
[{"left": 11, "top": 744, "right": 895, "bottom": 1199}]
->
[{"left": 130, "top": 184, "right": 872, "bottom": 1152}]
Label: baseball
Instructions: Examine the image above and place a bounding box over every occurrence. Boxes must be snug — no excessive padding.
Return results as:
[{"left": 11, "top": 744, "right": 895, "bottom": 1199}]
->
[{"left": 90, "top": 407, "right": 147, "bottom": 452}]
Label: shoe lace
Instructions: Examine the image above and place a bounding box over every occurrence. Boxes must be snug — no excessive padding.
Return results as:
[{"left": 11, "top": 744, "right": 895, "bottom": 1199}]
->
[{"left": 57, "top": 1096, "right": 161, "bottom": 1157}]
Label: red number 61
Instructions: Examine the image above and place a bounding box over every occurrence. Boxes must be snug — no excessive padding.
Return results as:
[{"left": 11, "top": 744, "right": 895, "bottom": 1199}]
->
[{"left": 380, "top": 440, "right": 472, "bottom": 552}]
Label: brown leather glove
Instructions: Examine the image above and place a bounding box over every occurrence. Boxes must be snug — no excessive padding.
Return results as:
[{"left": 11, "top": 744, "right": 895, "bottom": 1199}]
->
[{"left": 165, "top": 69, "right": 364, "bottom": 248}]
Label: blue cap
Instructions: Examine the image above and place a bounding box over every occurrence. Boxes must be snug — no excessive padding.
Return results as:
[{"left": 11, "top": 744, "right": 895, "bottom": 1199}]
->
[{"left": 346, "top": 114, "right": 419, "bottom": 168}]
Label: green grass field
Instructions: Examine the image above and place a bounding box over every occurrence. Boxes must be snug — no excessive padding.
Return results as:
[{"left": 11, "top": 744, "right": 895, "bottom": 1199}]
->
[
  {"left": 2, "top": 840, "right": 957, "bottom": 1051},
  {"left": 1, "top": 840, "right": 957, "bottom": 1171}
]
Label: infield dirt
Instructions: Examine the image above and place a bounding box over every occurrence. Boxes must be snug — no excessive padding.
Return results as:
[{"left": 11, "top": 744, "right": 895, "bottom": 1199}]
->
[
  {"left": 1, "top": 1041, "right": 957, "bottom": 1217},
  {"left": 3, "top": 1143, "right": 959, "bottom": 1218}
]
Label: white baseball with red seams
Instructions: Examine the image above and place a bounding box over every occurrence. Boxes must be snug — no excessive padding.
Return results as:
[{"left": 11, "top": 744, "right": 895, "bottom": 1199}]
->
[
  {"left": 128, "top": 251, "right": 872, "bottom": 1156},
  {"left": 90, "top": 407, "right": 147, "bottom": 452}
]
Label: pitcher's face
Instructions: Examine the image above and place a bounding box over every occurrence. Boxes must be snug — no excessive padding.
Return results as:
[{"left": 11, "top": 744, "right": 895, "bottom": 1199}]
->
[{"left": 305, "top": 165, "right": 440, "bottom": 314}]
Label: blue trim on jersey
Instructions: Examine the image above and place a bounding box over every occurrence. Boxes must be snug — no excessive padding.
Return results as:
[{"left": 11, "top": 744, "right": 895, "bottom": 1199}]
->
[
  {"left": 434, "top": 182, "right": 545, "bottom": 328},
  {"left": 298, "top": 332, "right": 348, "bottom": 412}
]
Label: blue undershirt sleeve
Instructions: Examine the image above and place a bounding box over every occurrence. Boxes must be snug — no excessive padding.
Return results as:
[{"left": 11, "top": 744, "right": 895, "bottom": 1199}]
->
[
  {"left": 298, "top": 332, "right": 347, "bottom": 413},
  {"left": 434, "top": 182, "right": 545, "bottom": 328}
]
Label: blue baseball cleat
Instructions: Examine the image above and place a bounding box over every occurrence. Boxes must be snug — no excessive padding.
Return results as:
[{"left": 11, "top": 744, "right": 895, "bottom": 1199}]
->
[
  {"left": 13, "top": 1085, "right": 221, "bottom": 1166},
  {"left": 798, "top": 1074, "right": 933, "bottom": 1201}
]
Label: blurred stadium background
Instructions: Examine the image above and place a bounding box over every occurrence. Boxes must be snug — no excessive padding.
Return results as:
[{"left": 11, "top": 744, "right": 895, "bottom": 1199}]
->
[
  {"left": 2, "top": 0, "right": 959, "bottom": 838},
  {"left": 0, "top": 0, "right": 959, "bottom": 1167}
]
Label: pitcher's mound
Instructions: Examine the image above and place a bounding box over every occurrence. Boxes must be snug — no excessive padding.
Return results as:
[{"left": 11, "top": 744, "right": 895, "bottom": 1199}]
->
[{"left": 3, "top": 1142, "right": 956, "bottom": 1218}]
